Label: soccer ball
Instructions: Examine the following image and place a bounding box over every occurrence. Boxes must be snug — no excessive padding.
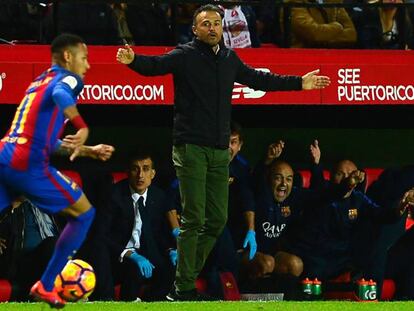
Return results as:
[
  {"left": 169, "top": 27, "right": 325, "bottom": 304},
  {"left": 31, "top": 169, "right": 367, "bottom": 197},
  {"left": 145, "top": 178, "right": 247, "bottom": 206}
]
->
[{"left": 55, "top": 259, "right": 96, "bottom": 302}]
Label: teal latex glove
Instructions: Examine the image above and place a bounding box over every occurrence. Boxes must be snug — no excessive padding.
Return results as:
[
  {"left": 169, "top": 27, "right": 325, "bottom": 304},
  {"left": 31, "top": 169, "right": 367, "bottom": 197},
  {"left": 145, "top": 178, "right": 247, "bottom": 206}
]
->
[
  {"left": 130, "top": 252, "right": 154, "bottom": 278},
  {"left": 172, "top": 227, "right": 180, "bottom": 239},
  {"left": 169, "top": 249, "right": 178, "bottom": 266},
  {"left": 243, "top": 230, "right": 257, "bottom": 260}
]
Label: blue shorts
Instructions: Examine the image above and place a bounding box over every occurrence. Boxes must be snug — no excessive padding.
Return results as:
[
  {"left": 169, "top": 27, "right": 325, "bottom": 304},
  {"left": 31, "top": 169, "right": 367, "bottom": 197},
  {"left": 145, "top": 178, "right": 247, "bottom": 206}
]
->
[{"left": 0, "top": 164, "right": 83, "bottom": 214}]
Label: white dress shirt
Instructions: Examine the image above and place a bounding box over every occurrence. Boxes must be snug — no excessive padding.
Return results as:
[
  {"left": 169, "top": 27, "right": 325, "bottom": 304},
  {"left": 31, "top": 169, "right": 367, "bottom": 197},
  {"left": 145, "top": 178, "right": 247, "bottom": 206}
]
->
[{"left": 119, "top": 188, "right": 148, "bottom": 262}]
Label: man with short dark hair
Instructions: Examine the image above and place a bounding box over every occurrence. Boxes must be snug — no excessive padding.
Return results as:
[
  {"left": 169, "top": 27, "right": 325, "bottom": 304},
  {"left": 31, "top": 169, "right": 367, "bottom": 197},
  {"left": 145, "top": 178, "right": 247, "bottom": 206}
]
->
[
  {"left": 0, "top": 33, "right": 115, "bottom": 308},
  {"left": 227, "top": 121, "right": 256, "bottom": 259},
  {"left": 116, "top": 4, "right": 330, "bottom": 301},
  {"left": 96, "top": 152, "right": 174, "bottom": 301}
]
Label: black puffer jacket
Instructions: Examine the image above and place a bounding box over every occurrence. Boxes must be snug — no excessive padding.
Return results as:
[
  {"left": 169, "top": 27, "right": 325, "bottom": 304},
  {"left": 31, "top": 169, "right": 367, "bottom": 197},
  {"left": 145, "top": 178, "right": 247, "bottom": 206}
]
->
[{"left": 128, "top": 38, "right": 302, "bottom": 148}]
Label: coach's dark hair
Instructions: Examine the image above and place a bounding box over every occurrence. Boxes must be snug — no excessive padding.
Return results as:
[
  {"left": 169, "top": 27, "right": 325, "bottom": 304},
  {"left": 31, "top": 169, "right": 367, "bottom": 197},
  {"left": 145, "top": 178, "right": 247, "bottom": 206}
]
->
[
  {"left": 51, "top": 33, "right": 85, "bottom": 55},
  {"left": 192, "top": 4, "right": 223, "bottom": 25}
]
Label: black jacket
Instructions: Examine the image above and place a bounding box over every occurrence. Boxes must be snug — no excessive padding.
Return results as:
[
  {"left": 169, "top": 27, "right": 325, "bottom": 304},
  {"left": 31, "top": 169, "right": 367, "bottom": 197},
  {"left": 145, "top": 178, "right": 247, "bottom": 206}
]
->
[
  {"left": 102, "top": 180, "right": 171, "bottom": 267},
  {"left": 128, "top": 38, "right": 302, "bottom": 149}
]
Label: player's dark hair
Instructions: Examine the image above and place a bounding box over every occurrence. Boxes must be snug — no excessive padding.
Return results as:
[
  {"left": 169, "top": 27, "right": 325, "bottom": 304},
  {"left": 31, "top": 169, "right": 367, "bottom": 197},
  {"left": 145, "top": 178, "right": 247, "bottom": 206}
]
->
[
  {"left": 51, "top": 33, "right": 85, "bottom": 55},
  {"left": 192, "top": 4, "right": 223, "bottom": 26}
]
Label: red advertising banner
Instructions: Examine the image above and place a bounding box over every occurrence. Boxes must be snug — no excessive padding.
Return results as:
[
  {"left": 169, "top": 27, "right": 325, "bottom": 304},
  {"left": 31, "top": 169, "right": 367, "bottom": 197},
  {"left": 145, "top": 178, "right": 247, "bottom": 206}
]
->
[
  {"left": 0, "top": 45, "right": 413, "bottom": 105},
  {"left": 0, "top": 63, "right": 34, "bottom": 105}
]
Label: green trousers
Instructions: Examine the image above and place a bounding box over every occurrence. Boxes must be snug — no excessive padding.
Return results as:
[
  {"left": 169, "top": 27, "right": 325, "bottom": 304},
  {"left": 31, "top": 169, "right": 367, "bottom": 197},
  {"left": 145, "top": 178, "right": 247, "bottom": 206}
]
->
[{"left": 172, "top": 144, "right": 229, "bottom": 291}]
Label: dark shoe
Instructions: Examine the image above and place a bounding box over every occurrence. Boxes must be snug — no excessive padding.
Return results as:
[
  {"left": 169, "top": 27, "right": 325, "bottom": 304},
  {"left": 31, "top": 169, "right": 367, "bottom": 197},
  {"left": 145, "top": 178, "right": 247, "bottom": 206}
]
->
[{"left": 166, "top": 289, "right": 217, "bottom": 301}]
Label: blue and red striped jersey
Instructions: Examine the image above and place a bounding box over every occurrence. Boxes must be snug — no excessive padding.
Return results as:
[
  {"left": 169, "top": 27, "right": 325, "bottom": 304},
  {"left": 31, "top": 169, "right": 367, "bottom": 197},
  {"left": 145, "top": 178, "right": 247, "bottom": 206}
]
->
[{"left": 0, "top": 65, "right": 83, "bottom": 170}]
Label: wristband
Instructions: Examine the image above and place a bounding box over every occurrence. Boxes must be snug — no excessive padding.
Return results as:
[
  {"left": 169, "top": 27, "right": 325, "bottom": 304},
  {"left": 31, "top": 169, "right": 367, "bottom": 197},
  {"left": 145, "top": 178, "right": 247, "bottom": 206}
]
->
[{"left": 71, "top": 115, "right": 88, "bottom": 130}]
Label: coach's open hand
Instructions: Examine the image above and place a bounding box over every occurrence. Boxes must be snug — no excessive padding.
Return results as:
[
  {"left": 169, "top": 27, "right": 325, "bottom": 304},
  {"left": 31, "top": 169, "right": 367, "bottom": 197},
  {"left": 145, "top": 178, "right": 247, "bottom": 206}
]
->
[
  {"left": 302, "top": 69, "right": 331, "bottom": 90},
  {"left": 116, "top": 44, "right": 135, "bottom": 65}
]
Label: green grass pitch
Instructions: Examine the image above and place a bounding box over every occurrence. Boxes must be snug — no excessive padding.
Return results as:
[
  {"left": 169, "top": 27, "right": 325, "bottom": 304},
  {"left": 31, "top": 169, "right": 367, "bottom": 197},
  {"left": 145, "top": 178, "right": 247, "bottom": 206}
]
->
[{"left": 0, "top": 301, "right": 414, "bottom": 311}]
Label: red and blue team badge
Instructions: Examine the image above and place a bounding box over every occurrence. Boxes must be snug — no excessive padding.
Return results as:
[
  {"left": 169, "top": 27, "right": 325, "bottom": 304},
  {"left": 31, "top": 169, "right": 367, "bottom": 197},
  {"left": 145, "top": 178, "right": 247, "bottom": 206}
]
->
[
  {"left": 348, "top": 208, "right": 358, "bottom": 220},
  {"left": 281, "top": 206, "right": 291, "bottom": 218}
]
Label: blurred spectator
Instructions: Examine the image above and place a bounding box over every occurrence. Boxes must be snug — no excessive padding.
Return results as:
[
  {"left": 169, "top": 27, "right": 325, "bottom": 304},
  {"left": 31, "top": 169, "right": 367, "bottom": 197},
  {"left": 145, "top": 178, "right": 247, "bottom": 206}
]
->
[
  {"left": 172, "top": 4, "right": 199, "bottom": 44},
  {"left": 282, "top": 0, "right": 357, "bottom": 48},
  {"left": 111, "top": 3, "right": 134, "bottom": 45},
  {"left": 380, "top": 0, "right": 406, "bottom": 46},
  {"left": 220, "top": 1, "right": 260, "bottom": 48},
  {"left": 54, "top": 2, "right": 119, "bottom": 45},
  {"left": 355, "top": 0, "right": 414, "bottom": 49},
  {"left": 254, "top": 0, "right": 283, "bottom": 45},
  {"left": 0, "top": 198, "right": 58, "bottom": 301},
  {"left": 0, "top": 2, "right": 50, "bottom": 44},
  {"left": 408, "top": 0, "right": 414, "bottom": 48},
  {"left": 124, "top": 3, "right": 173, "bottom": 46}
]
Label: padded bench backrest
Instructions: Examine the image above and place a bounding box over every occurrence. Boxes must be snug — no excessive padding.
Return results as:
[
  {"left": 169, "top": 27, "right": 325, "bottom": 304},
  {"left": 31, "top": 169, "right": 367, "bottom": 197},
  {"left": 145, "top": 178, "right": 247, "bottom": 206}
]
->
[
  {"left": 111, "top": 172, "right": 128, "bottom": 183},
  {"left": 298, "top": 170, "right": 330, "bottom": 189},
  {"left": 364, "top": 168, "right": 384, "bottom": 190},
  {"left": 0, "top": 279, "right": 11, "bottom": 302}
]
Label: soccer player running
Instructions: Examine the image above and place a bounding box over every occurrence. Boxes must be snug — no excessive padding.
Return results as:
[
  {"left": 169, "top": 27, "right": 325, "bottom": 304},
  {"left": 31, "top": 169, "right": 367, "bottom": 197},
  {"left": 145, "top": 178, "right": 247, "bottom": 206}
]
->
[
  {"left": 0, "top": 33, "right": 114, "bottom": 308},
  {"left": 116, "top": 4, "right": 330, "bottom": 301}
]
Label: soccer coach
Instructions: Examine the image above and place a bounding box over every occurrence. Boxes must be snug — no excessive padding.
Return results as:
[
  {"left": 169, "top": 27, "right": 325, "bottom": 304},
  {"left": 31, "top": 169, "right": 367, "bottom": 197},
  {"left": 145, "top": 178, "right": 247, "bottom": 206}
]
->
[{"left": 116, "top": 4, "right": 330, "bottom": 301}]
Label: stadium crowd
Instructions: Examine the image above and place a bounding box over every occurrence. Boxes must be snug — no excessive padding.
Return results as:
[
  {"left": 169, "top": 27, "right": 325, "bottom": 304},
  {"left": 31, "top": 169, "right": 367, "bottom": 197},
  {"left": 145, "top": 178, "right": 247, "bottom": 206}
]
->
[{"left": 1, "top": 1, "right": 414, "bottom": 49}]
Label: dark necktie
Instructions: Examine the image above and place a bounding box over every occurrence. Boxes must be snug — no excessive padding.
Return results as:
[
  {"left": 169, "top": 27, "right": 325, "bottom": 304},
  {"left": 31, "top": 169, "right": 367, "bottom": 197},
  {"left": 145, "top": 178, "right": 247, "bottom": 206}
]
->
[
  {"left": 137, "top": 196, "right": 145, "bottom": 245},
  {"left": 137, "top": 196, "right": 145, "bottom": 215}
]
